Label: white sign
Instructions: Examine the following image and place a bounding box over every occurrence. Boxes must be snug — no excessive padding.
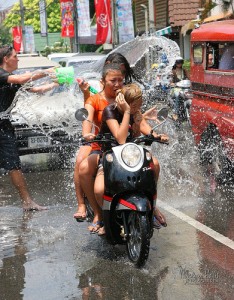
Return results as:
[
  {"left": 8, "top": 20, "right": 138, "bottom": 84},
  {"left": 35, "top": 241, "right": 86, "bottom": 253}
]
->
[
  {"left": 116, "top": 0, "right": 134, "bottom": 43},
  {"left": 25, "top": 26, "right": 35, "bottom": 53},
  {"left": 77, "top": 0, "right": 91, "bottom": 37}
]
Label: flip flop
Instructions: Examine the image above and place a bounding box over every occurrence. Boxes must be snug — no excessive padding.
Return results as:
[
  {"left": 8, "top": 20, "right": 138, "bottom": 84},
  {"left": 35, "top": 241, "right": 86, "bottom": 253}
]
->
[
  {"left": 97, "top": 226, "right": 106, "bottom": 236},
  {"left": 153, "top": 216, "right": 167, "bottom": 229},
  {"left": 73, "top": 212, "right": 87, "bottom": 222},
  {"left": 88, "top": 221, "right": 104, "bottom": 234},
  {"left": 24, "top": 207, "right": 39, "bottom": 212},
  {"left": 23, "top": 206, "right": 47, "bottom": 212}
]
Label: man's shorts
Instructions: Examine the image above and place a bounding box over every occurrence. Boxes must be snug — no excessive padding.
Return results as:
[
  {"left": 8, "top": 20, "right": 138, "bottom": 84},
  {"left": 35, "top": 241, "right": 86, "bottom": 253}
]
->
[{"left": 0, "top": 120, "right": 21, "bottom": 171}]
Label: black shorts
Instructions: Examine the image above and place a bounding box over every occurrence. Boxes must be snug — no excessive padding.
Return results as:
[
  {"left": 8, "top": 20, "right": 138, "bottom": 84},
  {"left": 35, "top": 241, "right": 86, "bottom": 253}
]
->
[{"left": 0, "top": 120, "right": 21, "bottom": 171}]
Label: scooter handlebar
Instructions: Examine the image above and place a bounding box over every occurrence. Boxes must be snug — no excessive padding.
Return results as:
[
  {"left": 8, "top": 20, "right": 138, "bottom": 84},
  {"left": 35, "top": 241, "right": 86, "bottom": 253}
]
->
[
  {"left": 132, "top": 134, "right": 169, "bottom": 145},
  {"left": 80, "top": 133, "right": 169, "bottom": 147}
]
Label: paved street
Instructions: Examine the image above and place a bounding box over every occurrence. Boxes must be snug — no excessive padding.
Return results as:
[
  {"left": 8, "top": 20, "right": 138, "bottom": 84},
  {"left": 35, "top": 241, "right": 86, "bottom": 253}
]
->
[{"left": 0, "top": 124, "right": 233, "bottom": 300}]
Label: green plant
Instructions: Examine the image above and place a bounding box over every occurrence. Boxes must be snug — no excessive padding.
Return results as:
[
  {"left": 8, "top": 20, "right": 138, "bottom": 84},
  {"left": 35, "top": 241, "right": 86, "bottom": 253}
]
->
[{"left": 183, "top": 60, "right": 190, "bottom": 72}]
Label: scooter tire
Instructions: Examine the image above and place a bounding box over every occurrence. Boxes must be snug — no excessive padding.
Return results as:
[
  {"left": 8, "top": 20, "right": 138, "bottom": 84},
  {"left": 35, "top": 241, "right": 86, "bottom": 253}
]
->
[{"left": 127, "top": 212, "right": 150, "bottom": 268}]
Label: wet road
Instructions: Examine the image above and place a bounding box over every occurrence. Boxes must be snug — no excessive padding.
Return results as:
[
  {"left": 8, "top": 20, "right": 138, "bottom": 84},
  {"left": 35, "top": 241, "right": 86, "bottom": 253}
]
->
[{"left": 0, "top": 124, "right": 234, "bottom": 300}]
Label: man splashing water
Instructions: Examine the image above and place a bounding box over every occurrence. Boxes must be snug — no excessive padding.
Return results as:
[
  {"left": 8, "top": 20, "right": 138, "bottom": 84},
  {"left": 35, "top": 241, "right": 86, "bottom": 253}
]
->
[{"left": 0, "top": 45, "right": 57, "bottom": 211}]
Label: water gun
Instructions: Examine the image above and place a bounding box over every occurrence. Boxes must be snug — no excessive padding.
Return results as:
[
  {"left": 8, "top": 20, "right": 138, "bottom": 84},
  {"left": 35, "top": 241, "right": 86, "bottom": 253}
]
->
[{"left": 76, "top": 78, "right": 98, "bottom": 94}]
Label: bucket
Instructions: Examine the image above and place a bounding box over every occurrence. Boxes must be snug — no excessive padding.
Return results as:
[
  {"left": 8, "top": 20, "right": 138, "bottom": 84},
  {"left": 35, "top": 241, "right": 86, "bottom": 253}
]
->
[{"left": 55, "top": 66, "right": 74, "bottom": 85}]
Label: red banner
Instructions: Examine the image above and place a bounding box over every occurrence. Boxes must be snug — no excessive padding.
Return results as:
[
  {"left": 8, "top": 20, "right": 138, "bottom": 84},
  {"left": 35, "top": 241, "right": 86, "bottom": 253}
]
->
[
  {"left": 95, "top": 0, "right": 112, "bottom": 44},
  {"left": 60, "top": 0, "right": 74, "bottom": 37},
  {"left": 12, "top": 26, "right": 23, "bottom": 53}
]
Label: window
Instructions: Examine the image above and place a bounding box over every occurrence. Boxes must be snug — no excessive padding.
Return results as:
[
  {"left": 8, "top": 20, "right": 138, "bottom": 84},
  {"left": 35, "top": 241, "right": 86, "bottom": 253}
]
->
[
  {"left": 219, "top": 43, "right": 234, "bottom": 70},
  {"left": 206, "top": 43, "right": 234, "bottom": 71},
  {"left": 193, "top": 44, "right": 203, "bottom": 64}
]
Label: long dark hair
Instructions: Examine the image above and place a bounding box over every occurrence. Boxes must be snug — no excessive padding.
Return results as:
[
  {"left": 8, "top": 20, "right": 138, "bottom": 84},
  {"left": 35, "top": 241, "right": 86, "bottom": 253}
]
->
[{"left": 104, "top": 52, "right": 141, "bottom": 84}]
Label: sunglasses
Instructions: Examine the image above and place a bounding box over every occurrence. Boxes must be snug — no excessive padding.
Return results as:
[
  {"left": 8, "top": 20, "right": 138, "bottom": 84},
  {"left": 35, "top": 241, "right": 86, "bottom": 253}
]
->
[{"left": 176, "top": 60, "right": 184, "bottom": 64}]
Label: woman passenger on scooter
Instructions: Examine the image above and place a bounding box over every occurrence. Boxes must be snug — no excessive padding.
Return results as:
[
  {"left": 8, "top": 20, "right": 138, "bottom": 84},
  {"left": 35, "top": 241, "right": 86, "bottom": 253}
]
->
[{"left": 95, "top": 83, "right": 168, "bottom": 235}]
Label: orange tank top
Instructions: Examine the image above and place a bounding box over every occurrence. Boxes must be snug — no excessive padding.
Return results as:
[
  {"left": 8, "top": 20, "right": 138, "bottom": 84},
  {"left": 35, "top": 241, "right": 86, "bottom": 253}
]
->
[{"left": 85, "top": 94, "right": 110, "bottom": 151}]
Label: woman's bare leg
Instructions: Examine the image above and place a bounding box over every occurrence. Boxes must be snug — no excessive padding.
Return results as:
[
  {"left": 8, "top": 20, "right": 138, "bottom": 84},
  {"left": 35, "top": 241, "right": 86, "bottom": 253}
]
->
[
  {"left": 79, "top": 154, "right": 103, "bottom": 232},
  {"left": 152, "top": 157, "right": 167, "bottom": 225},
  {"left": 94, "top": 167, "right": 104, "bottom": 207},
  {"left": 73, "top": 145, "right": 92, "bottom": 218},
  {"left": 94, "top": 168, "right": 105, "bottom": 235}
]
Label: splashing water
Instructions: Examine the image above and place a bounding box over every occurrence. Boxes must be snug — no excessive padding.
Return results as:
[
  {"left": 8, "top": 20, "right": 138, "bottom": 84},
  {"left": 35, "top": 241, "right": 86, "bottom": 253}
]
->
[{"left": 8, "top": 35, "right": 180, "bottom": 136}]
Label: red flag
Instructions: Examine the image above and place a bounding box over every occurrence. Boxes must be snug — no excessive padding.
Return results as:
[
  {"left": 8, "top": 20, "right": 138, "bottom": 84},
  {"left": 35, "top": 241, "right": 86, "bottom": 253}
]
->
[
  {"left": 95, "top": 0, "right": 112, "bottom": 44},
  {"left": 60, "top": 0, "right": 74, "bottom": 37},
  {"left": 12, "top": 26, "right": 23, "bottom": 53}
]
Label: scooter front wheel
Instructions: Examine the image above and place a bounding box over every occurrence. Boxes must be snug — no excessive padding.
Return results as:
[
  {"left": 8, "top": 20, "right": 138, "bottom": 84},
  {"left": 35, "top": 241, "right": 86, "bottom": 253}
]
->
[{"left": 127, "top": 211, "right": 150, "bottom": 268}]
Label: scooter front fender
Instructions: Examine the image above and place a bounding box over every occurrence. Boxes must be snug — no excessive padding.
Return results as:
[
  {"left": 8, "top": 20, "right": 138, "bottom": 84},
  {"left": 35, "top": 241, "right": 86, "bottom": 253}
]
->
[{"left": 115, "top": 194, "right": 152, "bottom": 212}]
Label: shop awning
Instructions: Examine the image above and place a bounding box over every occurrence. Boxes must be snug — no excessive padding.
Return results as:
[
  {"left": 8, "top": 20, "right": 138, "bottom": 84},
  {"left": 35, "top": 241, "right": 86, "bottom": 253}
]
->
[
  {"left": 155, "top": 26, "right": 172, "bottom": 36},
  {"left": 181, "top": 20, "right": 199, "bottom": 36},
  {"left": 203, "top": 11, "right": 232, "bottom": 23}
]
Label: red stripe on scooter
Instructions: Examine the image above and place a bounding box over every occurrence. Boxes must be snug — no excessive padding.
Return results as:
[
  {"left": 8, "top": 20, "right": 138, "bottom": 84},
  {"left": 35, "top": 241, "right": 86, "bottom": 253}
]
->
[
  {"left": 103, "top": 195, "right": 112, "bottom": 201},
  {"left": 119, "top": 199, "right": 137, "bottom": 210},
  {"left": 103, "top": 195, "right": 136, "bottom": 210}
]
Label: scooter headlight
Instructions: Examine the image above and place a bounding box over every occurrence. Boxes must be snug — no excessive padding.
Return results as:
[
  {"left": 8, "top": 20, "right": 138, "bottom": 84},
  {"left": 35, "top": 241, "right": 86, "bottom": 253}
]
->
[{"left": 121, "top": 144, "right": 142, "bottom": 167}]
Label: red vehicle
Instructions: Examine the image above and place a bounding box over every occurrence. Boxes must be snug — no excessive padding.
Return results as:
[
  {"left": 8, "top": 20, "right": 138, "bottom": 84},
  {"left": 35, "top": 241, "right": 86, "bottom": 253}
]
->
[{"left": 190, "top": 20, "right": 234, "bottom": 181}]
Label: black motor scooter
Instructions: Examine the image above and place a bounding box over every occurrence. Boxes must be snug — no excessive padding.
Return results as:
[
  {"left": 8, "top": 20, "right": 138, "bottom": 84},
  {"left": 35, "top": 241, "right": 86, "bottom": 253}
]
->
[{"left": 75, "top": 107, "right": 169, "bottom": 267}]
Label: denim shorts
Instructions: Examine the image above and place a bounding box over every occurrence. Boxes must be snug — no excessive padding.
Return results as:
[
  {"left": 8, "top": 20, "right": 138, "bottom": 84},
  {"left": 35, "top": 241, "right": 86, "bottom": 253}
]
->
[{"left": 0, "top": 120, "right": 21, "bottom": 171}]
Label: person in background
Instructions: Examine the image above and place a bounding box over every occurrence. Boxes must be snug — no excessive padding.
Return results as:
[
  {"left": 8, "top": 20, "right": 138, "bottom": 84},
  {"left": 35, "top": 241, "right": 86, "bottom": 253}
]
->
[
  {"left": 208, "top": 53, "right": 214, "bottom": 68},
  {"left": 170, "top": 56, "right": 190, "bottom": 119},
  {"left": 0, "top": 45, "right": 58, "bottom": 211},
  {"left": 171, "top": 56, "right": 189, "bottom": 84}
]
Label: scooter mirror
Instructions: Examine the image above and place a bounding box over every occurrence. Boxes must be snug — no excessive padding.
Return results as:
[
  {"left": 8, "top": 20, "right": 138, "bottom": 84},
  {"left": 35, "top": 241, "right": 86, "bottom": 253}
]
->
[
  {"left": 75, "top": 108, "right": 88, "bottom": 121},
  {"left": 157, "top": 107, "right": 169, "bottom": 121}
]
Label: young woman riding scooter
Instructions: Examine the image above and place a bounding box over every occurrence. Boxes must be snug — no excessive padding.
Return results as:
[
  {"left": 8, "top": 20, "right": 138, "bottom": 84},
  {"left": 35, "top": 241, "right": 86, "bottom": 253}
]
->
[
  {"left": 74, "top": 53, "right": 161, "bottom": 221},
  {"left": 73, "top": 53, "right": 136, "bottom": 221},
  {"left": 78, "top": 65, "right": 168, "bottom": 234}
]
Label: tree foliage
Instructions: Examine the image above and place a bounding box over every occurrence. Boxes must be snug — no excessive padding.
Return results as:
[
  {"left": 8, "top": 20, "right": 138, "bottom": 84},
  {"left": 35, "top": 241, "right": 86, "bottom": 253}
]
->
[
  {"left": 4, "top": 0, "right": 61, "bottom": 33},
  {"left": 0, "top": 24, "right": 12, "bottom": 46}
]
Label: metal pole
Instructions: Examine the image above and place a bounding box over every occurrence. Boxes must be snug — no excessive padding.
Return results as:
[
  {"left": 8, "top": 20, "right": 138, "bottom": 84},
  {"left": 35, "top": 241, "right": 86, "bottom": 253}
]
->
[
  {"left": 111, "top": 0, "right": 115, "bottom": 49},
  {"left": 73, "top": 0, "right": 79, "bottom": 53},
  {"left": 44, "top": 0, "right": 49, "bottom": 46},
  {"left": 111, "top": 0, "right": 117, "bottom": 48},
  {"left": 140, "top": 4, "right": 148, "bottom": 36},
  {"left": 148, "top": 0, "right": 155, "bottom": 32},
  {"left": 19, "top": 0, "right": 26, "bottom": 53}
]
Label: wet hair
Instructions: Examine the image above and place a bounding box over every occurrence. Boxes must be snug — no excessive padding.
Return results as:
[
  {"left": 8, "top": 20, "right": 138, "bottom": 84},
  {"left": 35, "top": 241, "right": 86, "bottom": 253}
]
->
[
  {"left": 119, "top": 83, "right": 142, "bottom": 104},
  {"left": 173, "top": 58, "right": 184, "bottom": 69},
  {"left": 101, "top": 63, "right": 124, "bottom": 80},
  {"left": 0, "top": 46, "right": 13, "bottom": 65},
  {"left": 104, "top": 52, "right": 141, "bottom": 84}
]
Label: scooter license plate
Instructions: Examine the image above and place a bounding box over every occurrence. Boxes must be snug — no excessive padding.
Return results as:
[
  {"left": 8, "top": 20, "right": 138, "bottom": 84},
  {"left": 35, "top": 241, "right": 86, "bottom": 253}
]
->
[{"left": 28, "top": 136, "right": 51, "bottom": 148}]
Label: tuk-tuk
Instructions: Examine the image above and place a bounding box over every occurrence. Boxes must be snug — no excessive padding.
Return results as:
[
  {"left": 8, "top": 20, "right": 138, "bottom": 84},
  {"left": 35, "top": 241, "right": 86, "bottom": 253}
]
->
[{"left": 190, "top": 20, "right": 234, "bottom": 180}]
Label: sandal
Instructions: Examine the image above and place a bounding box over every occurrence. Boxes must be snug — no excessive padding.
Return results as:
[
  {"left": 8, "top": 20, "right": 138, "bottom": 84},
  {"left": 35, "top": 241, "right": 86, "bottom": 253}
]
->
[
  {"left": 97, "top": 226, "right": 106, "bottom": 236},
  {"left": 88, "top": 221, "right": 104, "bottom": 234},
  {"left": 153, "top": 209, "right": 167, "bottom": 229},
  {"left": 153, "top": 216, "right": 163, "bottom": 229},
  {"left": 73, "top": 211, "right": 87, "bottom": 222}
]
